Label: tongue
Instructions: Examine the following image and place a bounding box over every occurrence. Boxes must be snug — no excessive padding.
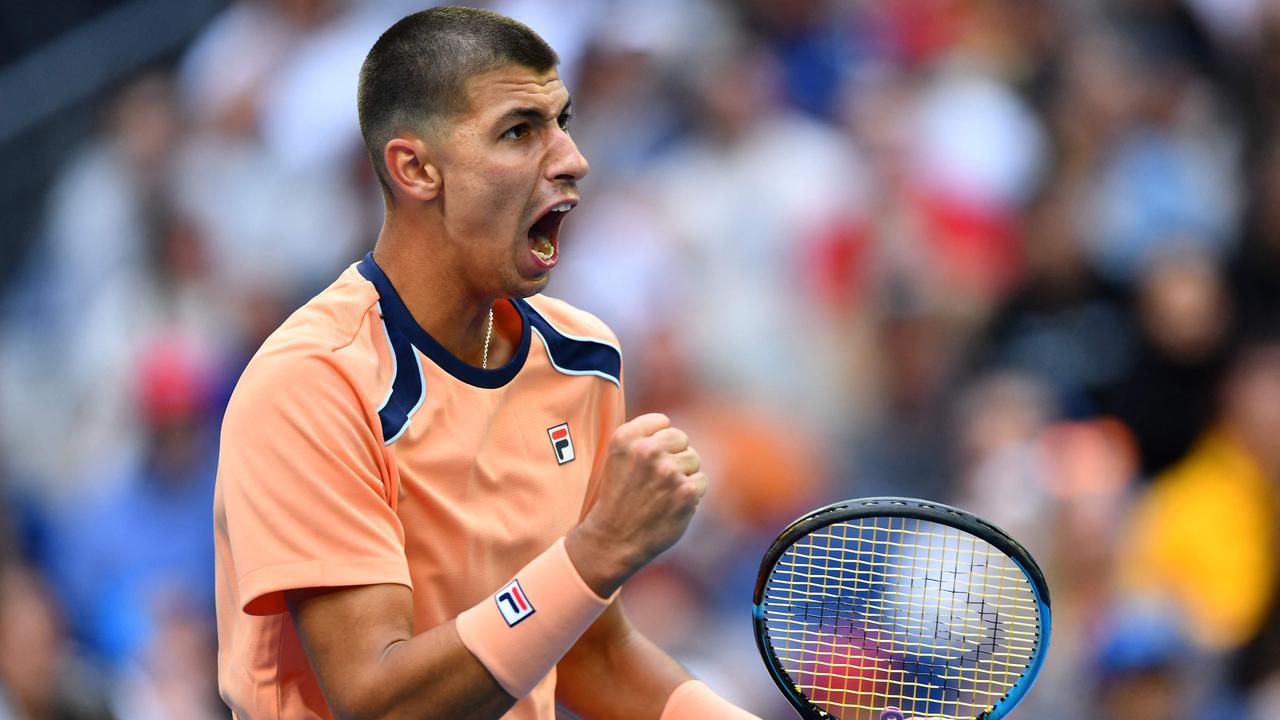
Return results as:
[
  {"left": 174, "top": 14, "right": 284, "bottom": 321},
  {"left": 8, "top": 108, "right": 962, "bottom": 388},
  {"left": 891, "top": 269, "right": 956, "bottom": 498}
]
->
[{"left": 530, "top": 233, "right": 554, "bottom": 260}]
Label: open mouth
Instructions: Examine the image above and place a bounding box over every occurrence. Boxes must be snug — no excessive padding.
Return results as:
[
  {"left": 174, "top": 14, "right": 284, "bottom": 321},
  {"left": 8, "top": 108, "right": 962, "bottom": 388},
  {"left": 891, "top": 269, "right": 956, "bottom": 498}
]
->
[{"left": 528, "top": 202, "right": 573, "bottom": 266}]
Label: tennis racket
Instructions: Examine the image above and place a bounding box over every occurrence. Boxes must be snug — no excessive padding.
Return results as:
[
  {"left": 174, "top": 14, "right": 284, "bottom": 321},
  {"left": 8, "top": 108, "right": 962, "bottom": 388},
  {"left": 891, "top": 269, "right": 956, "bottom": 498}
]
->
[{"left": 752, "top": 497, "right": 1051, "bottom": 720}]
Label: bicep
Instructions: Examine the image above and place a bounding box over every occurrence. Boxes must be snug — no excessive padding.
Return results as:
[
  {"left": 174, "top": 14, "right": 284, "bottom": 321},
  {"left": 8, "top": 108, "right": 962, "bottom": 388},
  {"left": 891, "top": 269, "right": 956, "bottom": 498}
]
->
[{"left": 555, "top": 602, "right": 690, "bottom": 719}]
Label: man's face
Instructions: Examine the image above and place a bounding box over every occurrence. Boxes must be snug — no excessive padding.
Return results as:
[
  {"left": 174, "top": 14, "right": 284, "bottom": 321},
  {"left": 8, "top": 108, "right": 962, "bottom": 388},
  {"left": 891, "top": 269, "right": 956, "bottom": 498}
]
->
[{"left": 432, "top": 64, "right": 588, "bottom": 298}]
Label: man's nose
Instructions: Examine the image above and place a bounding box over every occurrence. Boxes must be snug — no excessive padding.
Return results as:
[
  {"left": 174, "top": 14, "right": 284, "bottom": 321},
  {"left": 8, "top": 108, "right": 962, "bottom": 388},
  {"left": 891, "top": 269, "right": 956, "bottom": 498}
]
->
[{"left": 547, "top": 128, "right": 589, "bottom": 184}]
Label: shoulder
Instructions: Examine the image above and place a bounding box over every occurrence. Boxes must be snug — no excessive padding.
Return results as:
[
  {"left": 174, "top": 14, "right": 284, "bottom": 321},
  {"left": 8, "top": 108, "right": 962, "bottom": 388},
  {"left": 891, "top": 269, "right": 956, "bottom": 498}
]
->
[
  {"left": 269, "top": 266, "right": 382, "bottom": 354},
  {"left": 522, "top": 294, "right": 620, "bottom": 347},
  {"left": 520, "top": 294, "right": 623, "bottom": 387},
  {"left": 228, "top": 266, "right": 386, "bottom": 420}
]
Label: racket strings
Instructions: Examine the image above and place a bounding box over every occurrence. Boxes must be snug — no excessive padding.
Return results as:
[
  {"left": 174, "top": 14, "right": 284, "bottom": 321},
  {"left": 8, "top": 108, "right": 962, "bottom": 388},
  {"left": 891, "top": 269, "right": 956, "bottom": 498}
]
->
[{"left": 761, "top": 518, "right": 1041, "bottom": 720}]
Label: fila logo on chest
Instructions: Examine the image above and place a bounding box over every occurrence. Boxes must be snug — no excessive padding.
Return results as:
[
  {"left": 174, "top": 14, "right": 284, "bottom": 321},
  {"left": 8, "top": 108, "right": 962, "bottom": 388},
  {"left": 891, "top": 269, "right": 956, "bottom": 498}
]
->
[{"left": 547, "top": 423, "right": 575, "bottom": 465}]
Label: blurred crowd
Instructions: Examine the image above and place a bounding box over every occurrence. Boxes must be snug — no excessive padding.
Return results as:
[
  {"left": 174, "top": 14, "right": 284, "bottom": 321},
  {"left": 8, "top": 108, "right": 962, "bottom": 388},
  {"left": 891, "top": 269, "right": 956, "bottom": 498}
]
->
[{"left": 2, "top": 0, "right": 1280, "bottom": 717}]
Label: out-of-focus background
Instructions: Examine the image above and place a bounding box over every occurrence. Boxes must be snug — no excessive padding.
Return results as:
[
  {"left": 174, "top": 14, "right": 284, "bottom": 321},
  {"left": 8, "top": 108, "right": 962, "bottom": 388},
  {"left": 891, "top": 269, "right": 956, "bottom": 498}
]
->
[{"left": 1, "top": 0, "right": 1279, "bottom": 717}]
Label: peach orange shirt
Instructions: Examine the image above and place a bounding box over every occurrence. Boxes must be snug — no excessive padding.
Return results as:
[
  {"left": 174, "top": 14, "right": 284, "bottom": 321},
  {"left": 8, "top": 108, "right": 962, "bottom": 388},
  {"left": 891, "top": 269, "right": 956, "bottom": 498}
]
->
[{"left": 214, "top": 253, "right": 624, "bottom": 719}]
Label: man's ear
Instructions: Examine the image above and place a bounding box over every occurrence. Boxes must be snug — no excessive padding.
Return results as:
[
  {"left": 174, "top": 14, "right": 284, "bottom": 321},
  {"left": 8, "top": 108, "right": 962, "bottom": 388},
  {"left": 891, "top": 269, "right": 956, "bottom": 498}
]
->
[{"left": 383, "top": 135, "right": 442, "bottom": 202}]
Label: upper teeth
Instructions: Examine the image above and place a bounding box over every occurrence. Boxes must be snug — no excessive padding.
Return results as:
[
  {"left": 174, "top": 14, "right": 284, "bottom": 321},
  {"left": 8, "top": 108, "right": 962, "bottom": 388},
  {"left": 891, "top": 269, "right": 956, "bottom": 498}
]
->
[{"left": 552, "top": 203, "right": 572, "bottom": 212}]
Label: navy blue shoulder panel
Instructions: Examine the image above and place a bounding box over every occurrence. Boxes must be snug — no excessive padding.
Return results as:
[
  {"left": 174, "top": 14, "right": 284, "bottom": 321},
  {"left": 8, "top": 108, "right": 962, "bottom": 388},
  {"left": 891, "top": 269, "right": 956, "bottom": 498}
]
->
[
  {"left": 356, "top": 252, "right": 427, "bottom": 443},
  {"left": 376, "top": 319, "right": 425, "bottom": 445},
  {"left": 517, "top": 299, "right": 621, "bottom": 386}
]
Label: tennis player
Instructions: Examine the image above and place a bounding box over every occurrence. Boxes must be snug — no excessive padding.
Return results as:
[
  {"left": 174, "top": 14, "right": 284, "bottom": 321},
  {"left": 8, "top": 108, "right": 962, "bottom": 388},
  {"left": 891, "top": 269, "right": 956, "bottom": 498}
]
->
[{"left": 213, "top": 7, "right": 759, "bottom": 719}]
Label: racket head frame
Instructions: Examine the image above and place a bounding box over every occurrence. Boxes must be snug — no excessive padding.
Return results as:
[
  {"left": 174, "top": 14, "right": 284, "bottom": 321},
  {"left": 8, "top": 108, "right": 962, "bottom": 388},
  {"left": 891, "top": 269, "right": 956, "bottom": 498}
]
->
[{"left": 752, "top": 497, "right": 1052, "bottom": 720}]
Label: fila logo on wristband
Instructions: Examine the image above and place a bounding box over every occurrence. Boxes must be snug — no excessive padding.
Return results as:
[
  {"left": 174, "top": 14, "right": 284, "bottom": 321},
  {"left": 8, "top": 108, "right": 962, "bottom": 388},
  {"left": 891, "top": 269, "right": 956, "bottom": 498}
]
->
[
  {"left": 495, "top": 578, "right": 536, "bottom": 627},
  {"left": 547, "top": 423, "right": 575, "bottom": 465}
]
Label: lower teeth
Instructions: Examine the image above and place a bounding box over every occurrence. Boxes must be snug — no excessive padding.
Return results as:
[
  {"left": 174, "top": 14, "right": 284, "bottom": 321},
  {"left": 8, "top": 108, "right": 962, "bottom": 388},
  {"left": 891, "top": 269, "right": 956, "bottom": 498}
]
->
[{"left": 531, "top": 236, "right": 554, "bottom": 261}]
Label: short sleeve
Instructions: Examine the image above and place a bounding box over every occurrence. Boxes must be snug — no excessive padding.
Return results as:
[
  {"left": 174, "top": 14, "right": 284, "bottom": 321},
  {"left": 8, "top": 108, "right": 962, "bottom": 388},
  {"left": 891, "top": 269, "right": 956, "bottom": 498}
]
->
[{"left": 218, "top": 349, "right": 410, "bottom": 616}]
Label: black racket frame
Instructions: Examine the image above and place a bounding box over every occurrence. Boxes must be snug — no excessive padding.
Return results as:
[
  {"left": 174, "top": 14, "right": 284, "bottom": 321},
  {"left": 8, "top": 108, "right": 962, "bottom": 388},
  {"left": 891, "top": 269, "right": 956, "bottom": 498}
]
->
[{"left": 752, "top": 496, "right": 1052, "bottom": 720}]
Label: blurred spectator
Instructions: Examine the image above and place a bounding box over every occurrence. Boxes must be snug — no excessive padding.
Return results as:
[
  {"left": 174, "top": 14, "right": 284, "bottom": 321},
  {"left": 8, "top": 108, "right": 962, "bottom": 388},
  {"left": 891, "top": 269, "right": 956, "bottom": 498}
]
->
[
  {"left": 735, "top": 0, "right": 855, "bottom": 120},
  {"left": 177, "top": 0, "right": 330, "bottom": 140},
  {"left": 953, "top": 371, "right": 1059, "bottom": 541},
  {"left": 44, "top": 338, "right": 218, "bottom": 676},
  {"left": 1118, "top": 338, "right": 1280, "bottom": 651},
  {"left": 173, "top": 0, "right": 378, "bottom": 297},
  {"left": 1093, "top": 602, "right": 1194, "bottom": 720},
  {"left": 109, "top": 597, "right": 221, "bottom": 720},
  {"left": 1082, "top": 23, "right": 1238, "bottom": 283},
  {"left": 1092, "top": 251, "right": 1234, "bottom": 475},
  {"left": 906, "top": 0, "right": 1053, "bottom": 311},
  {"left": 1227, "top": 346, "right": 1280, "bottom": 714},
  {"left": 1237, "top": 587, "right": 1280, "bottom": 719},
  {"left": 840, "top": 285, "right": 956, "bottom": 500},
  {"left": 1254, "top": 6, "right": 1280, "bottom": 142},
  {"left": 0, "top": 70, "right": 186, "bottom": 496},
  {"left": 646, "top": 39, "right": 869, "bottom": 436},
  {"left": 972, "top": 173, "right": 1133, "bottom": 416},
  {"left": 0, "top": 565, "right": 114, "bottom": 720},
  {"left": 1229, "top": 134, "right": 1280, "bottom": 342}
]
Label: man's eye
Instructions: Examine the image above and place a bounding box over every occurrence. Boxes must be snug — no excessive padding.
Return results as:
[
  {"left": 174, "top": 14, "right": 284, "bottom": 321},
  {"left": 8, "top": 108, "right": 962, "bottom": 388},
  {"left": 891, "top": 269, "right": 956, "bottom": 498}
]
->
[
  {"left": 558, "top": 113, "right": 573, "bottom": 131},
  {"left": 502, "top": 124, "right": 530, "bottom": 140}
]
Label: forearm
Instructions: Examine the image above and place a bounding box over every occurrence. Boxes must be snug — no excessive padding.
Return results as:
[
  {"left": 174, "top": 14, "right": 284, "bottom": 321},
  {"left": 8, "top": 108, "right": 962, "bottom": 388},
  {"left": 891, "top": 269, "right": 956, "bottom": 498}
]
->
[
  {"left": 559, "top": 634, "right": 759, "bottom": 720},
  {"left": 288, "top": 587, "right": 516, "bottom": 720},
  {"left": 289, "top": 538, "right": 612, "bottom": 719},
  {"left": 556, "top": 602, "right": 758, "bottom": 719},
  {"left": 556, "top": 609, "right": 692, "bottom": 718},
  {"left": 368, "top": 622, "right": 515, "bottom": 720}
]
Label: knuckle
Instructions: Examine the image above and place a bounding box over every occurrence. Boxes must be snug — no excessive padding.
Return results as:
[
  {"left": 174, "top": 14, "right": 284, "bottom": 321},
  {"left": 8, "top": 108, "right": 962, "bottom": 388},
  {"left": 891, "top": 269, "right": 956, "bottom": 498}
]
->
[
  {"left": 657, "top": 457, "right": 681, "bottom": 479},
  {"left": 671, "top": 449, "right": 697, "bottom": 473},
  {"left": 657, "top": 428, "right": 689, "bottom": 453},
  {"left": 652, "top": 429, "right": 675, "bottom": 449},
  {"left": 678, "top": 482, "right": 703, "bottom": 505},
  {"left": 637, "top": 438, "right": 663, "bottom": 461},
  {"left": 609, "top": 427, "right": 633, "bottom": 451}
]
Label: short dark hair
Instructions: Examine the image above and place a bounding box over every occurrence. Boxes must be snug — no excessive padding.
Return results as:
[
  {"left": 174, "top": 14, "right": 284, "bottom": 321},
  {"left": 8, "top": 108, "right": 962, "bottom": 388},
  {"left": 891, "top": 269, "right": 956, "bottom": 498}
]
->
[{"left": 357, "top": 6, "right": 559, "bottom": 192}]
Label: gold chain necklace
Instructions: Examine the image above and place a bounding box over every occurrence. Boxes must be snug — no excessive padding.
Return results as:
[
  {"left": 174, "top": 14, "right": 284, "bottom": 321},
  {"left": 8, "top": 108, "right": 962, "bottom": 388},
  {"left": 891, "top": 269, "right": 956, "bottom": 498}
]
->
[{"left": 482, "top": 307, "right": 494, "bottom": 369}]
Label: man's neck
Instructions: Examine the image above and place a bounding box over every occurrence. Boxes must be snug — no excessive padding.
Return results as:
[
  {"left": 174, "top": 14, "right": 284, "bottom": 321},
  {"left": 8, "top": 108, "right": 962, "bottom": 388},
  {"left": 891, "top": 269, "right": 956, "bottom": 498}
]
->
[{"left": 372, "top": 213, "right": 496, "bottom": 367}]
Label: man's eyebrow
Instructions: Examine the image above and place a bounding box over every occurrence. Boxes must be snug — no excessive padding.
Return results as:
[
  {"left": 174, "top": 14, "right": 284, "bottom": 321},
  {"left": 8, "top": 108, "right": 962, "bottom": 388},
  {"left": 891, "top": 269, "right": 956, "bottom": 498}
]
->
[{"left": 495, "top": 98, "right": 574, "bottom": 126}]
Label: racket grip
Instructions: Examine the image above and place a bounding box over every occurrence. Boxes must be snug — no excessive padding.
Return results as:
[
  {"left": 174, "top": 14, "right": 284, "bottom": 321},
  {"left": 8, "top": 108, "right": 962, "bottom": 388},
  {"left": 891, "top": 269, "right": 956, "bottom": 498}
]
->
[{"left": 880, "top": 708, "right": 905, "bottom": 720}]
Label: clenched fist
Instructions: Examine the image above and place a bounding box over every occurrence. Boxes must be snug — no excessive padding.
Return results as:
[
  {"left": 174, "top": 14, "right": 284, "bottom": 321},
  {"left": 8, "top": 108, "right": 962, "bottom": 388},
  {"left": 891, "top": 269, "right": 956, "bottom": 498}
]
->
[{"left": 564, "top": 413, "right": 708, "bottom": 598}]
